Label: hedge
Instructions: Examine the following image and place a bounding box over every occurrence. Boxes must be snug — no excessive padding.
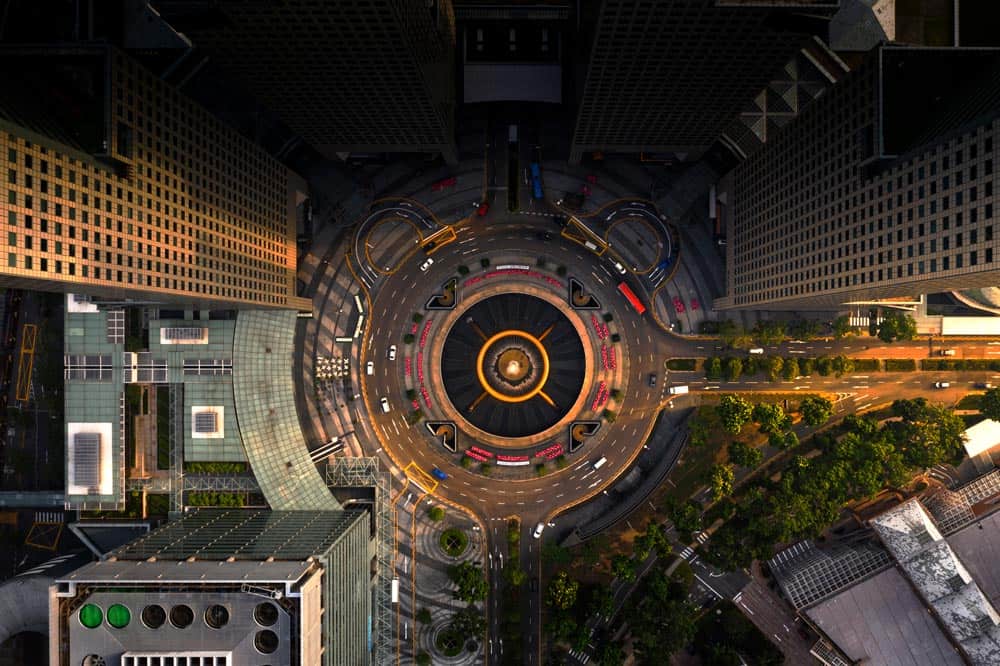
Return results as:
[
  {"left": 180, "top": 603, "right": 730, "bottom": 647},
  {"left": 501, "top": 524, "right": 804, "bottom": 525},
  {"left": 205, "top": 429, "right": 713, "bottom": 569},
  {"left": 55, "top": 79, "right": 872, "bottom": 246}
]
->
[
  {"left": 922, "top": 359, "right": 1000, "bottom": 371},
  {"left": 884, "top": 359, "right": 917, "bottom": 371},
  {"left": 666, "top": 358, "right": 698, "bottom": 371}
]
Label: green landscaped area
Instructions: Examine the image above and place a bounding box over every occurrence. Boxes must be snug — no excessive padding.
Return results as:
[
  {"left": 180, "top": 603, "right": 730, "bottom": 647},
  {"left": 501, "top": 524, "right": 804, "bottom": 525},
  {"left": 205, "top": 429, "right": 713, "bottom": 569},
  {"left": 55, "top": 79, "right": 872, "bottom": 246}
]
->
[{"left": 440, "top": 528, "right": 469, "bottom": 558}]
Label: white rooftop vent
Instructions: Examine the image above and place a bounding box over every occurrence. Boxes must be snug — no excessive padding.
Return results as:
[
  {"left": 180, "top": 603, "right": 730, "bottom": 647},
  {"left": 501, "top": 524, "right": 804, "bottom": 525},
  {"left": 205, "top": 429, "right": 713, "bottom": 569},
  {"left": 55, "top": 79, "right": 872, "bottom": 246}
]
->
[
  {"left": 73, "top": 433, "right": 102, "bottom": 489},
  {"left": 191, "top": 406, "right": 224, "bottom": 439},
  {"left": 160, "top": 327, "right": 209, "bottom": 345}
]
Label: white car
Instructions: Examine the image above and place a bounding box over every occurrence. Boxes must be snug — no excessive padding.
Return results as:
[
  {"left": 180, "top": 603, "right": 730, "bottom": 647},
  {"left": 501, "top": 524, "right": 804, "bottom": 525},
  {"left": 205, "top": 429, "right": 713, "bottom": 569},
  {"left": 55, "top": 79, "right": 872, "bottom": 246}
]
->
[
  {"left": 387, "top": 345, "right": 397, "bottom": 361},
  {"left": 532, "top": 522, "right": 545, "bottom": 539},
  {"left": 419, "top": 257, "right": 434, "bottom": 272},
  {"left": 379, "top": 397, "right": 391, "bottom": 413},
  {"left": 934, "top": 382, "right": 951, "bottom": 389},
  {"left": 366, "top": 361, "right": 374, "bottom": 376},
  {"left": 613, "top": 261, "right": 627, "bottom": 275}
]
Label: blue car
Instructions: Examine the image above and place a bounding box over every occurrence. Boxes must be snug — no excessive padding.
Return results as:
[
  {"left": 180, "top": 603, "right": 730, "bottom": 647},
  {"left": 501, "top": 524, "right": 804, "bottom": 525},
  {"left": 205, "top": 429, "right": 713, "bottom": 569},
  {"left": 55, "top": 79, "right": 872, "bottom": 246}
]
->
[{"left": 431, "top": 467, "right": 448, "bottom": 481}]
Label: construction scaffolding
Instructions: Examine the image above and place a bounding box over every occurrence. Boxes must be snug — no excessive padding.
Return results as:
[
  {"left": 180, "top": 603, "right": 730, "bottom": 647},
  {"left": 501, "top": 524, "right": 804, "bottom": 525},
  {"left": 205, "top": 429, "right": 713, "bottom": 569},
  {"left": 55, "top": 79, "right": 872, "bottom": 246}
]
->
[
  {"left": 125, "top": 474, "right": 261, "bottom": 493},
  {"left": 326, "top": 457, "right": 393, "bottom": 666}
]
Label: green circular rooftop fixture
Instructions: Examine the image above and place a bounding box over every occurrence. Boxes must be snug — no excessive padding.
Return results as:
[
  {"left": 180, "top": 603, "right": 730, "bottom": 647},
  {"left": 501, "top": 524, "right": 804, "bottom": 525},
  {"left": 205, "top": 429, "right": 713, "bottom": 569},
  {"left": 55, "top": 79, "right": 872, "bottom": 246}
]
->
[
  {"left": 79, "top": 604, "right": 103, "bottom": 629},
  {"left": 107, "top": 604, "right": 131, "bottom": 628}
]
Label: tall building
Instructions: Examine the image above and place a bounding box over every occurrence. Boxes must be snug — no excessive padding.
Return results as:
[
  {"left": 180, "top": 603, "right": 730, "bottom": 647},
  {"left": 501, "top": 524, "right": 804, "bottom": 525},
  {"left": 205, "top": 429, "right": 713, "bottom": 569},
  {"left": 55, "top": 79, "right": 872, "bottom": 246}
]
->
[
  {"left": 719, "top": 46, "right": 1000, "bottom": 310},
  {"left": 0, "top": 45, "right": 310, "bottom": 311},
  {"left": 51, "top": 508, "right": 374, "bottom": 666},
  {"left": 156, "top": 0, "right": 459, "bottom": 163},
  {"left": 568, "top": 0, "right": 838, "bottom": 164}
]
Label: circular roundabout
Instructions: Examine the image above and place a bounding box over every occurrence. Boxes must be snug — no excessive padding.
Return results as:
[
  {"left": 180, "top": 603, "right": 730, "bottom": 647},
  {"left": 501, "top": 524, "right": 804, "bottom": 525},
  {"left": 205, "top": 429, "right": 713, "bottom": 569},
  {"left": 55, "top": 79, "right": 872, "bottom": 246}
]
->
[{"left": 440, "top": 293, "right": 586, "bottom": 439}]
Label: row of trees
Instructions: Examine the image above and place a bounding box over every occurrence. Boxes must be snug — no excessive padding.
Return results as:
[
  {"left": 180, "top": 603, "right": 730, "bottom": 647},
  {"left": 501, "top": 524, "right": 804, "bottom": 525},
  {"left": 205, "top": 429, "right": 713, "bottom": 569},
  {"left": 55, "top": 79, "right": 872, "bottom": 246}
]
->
[
  {"left": 704, "top": 398, "right": 966, "bottom": 569},
  {"left": 711, "top": 313, "right": 916, "bottom": 346},
  {"left": 705, "top": 354, "right": 858, "bottom": 382}
]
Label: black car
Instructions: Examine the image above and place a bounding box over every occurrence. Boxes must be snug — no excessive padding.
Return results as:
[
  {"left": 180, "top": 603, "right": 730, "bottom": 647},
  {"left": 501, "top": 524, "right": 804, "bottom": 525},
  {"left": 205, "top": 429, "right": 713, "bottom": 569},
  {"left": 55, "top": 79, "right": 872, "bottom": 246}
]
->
[
  {"left": 648, "top": 373, "right": 657, "bottom": 387},
  {"left": 536, "top": 231, "right": 553, "bottom": 241}
]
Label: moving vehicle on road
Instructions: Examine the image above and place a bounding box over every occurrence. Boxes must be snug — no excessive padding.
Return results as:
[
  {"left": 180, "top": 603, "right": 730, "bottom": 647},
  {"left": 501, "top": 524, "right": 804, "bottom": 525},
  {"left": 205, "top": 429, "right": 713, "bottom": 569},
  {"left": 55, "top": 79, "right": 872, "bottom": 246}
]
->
[
  {"left": 530, "top": 162, "right": 543, "bottom": 199},
  {"left": 648, "top": 373, "right": 657, "bottom": 387},
  {"left": 613, "top": 261, "right": 627, "bottom": 275},
  {"left": 419, "top": 257, "right": 434, "bottom": 272},
  {"left": 476, "top": 201, "right": 490, "bottom": 217},
  {"left": 617, "top": 281, "right": 646, "bottom": 315},
  {"left": 934, "top": 382, "right": 951, "bottom": 389},
  {"left": 431, "top": 467, "right": 448, "bottom": 481},
  {"left": 431, "top": 176, "right": 457, "bottom": 192},
  {"left": 366, "top": 361, "right": 374, "bottom": 375},
  {"left": 387, "top": 345, "right": 397, "bottom": 361},
  {"left": 593, "top": 456, "right": 607, "bottom": 470},
  {"left": 379, "top": 397, "right": 391, "bottom": 413},
  {"left": 669, "top": 385, "right": 689, "bottom": 395},
  {"left": 939, "top": 349, "right": 956, "bottom": 356},
  {"left": 977, "top": 382, "right": 994, "bottom": 389},
  {"left": 532, "top": 522, "right": 545, "bottom": 538}
]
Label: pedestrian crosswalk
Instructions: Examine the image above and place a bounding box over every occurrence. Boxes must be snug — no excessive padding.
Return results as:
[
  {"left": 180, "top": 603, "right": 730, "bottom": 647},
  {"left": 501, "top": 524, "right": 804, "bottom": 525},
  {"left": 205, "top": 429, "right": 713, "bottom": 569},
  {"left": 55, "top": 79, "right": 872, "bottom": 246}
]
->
[
  {"left": 569, "top": 648, "right": 591, "bottom": 664},
  {"left": 679, "top": 546, "right": 694, "bottom": 559},
  {"left": 35, "top": 511, "right": 63, "bottom": 524},
  {"left": 695, "top": 531, "right": 709, "bottom": 544}
]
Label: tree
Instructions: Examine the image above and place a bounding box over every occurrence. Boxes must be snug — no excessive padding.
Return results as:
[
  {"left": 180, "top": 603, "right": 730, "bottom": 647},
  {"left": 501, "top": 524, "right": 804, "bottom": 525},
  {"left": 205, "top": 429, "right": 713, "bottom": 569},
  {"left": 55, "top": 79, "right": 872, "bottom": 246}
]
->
[
  {"left": 503, "top": 563, "right": 527, "bottom": 587},
  {"left": 416, "top": 652, "right": 432, "bottom": 666},
  {"left": 611, "top": 554, "right": 637, "bottom": 582},
  {"left": 783, "top": 431, "right": 799, "bottom": 450},
  {"left": 416, "top": 607, "right": 433, "bottom": 624},
  {"left": 800, "top": 357, "right": 815, "bottom": 376},
  {"left": 878, "top": 312, "right": 918, "bottom": 343},
  {"left": 752, "top": 402, "right": 786, "bottom": 434},
  {"left": 753, "top": 320, "right": 787, "bottom": 345},
  {"left": 833, "top": 314, "right": 857, "bottom": 339},
  {"left": 634, "top": 521, "right": 670, "bottom": 560},
  {"left": 728, "top": 440, "right": 763, "bottom": 468},
  {"left": 664, "top": 497, "right": 702, "bottom": 537},
  {"left": 449, "top": 561, "right": 488, "bottom": 602},
  {"left": 709, "top": 464, "right": 735, "bottom": 501},
  {"left": 724, "top": 357, "right": 743, "bottom": 382},
  {"left": 587, "top": 585, "right": 615, "bottom": 618},
  {"left": 981, "top": 387, "right": 1000, "bottom": 421},
  {"left": 717, "top": 394, "right": 753, "bottom": 433},
  {"left": 765, "top": 356, "right": 784, "bottom": 382},
  {"left": 546, "top": 571, "right": 579, "bottom": 610},
  {"left": 782, "top": 357, "right": 799, "bottom": 380},
  {"left": 816, "top": 356, "right": 833, "bottom": 376},
  {"left": 449, "top": 606, "right": 486, "bottom": 636},
  {"left": 800, "top": 395, "right": 834, "bottom": 426},
  {"left": 705, "top": 356, "right": 723, "bottom": 380},
  {"left": 832, "top": 355, "right": 854, "bottom": 377},
  {"left": 428, "top": 506, "right": 445, "bottom": 521},
  {"left": 593, "top": 640, "right": 625, "bottom": 666}
]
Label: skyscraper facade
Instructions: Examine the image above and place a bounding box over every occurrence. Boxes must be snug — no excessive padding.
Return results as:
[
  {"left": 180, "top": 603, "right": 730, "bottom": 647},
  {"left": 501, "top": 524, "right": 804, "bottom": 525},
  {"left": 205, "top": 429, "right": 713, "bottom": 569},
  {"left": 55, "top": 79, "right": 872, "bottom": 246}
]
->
[
  {"left": 0, "top": 45, "right": 310, "bottom": 311},
  {"left": 569, "top": 0, "right": 838, "bottom": 164},
  {"left": 719, "top": 46, "right": 1000, "bottom": 310},
  {"left": 158, "top": 0, "right": 459, "bottom": 163}
]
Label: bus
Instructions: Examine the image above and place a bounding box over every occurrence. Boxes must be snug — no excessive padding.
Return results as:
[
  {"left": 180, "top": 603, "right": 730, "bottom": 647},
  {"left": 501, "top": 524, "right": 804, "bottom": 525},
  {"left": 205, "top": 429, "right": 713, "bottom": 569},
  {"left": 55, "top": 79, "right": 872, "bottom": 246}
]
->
[
  {"left": 530, "top": 162, "right": 543, "bottom": 199},
  {"left": 617, "top": 282, "right": 646, "bottom": 315}
]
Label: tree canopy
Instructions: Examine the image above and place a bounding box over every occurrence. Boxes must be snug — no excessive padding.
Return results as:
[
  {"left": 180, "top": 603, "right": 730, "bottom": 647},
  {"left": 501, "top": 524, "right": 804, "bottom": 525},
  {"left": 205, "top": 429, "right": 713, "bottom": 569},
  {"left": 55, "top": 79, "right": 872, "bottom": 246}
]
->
[
  {"left": 546, "top": 571, "right": 579, "bottom": 611},
  {"left": 448, "top": 561, "right": 488, "bottom": 602},
  {"left": 717, "top": 394, "right": 753, "bottom": 433},
  {"left": 728, "top": 440, "right": 763, "bottom": 468},
  {"left": 980, "top": 387, "right": 1000, "bottom": 421},
  {"left": 800, "top": 395, "right": 834, "bottom": 427},
  {"left": 877, "top": 312, "right": 918, "bottom": 342}
]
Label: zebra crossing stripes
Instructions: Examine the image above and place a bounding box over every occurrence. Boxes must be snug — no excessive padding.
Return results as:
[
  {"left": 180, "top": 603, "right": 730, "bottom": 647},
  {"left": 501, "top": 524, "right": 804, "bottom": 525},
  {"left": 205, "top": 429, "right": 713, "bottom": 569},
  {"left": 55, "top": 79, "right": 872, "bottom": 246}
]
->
[
  {"left": 679, "top": 546, "right": 694, "bottom": 559},
  {"left": 569, "top": 648, "right": 591, "bottom": 663},
  {"left": 35, "top": 511, "right": 63, "bottom": 523}
]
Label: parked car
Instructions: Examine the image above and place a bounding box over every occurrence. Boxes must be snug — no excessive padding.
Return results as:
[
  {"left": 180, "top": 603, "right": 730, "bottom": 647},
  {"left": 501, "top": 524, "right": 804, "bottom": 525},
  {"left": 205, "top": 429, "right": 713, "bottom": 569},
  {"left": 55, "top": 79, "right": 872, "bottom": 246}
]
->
[
  {"left": 934, "top": 382, "right": 951, "bottom": 389},
  {"left": 387, "top": 345, "right": 397, "bottom": 361},
  {"left": 431, "top": 467, "right": 448, "bottom": 481},
  {"left": 419, "top": 257, "right": 434, "bottom": 272}
]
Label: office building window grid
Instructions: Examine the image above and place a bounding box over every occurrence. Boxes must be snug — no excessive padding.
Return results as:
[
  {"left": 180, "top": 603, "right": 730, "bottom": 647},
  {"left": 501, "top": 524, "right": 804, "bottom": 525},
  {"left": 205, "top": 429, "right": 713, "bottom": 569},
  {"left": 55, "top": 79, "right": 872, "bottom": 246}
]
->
[
  {"left": 730, "top": 60, "right": 999, "bottom": 307},
  {"left": 0, "top": 50, "right": 299, "bottom": 307},
  {"left": 572, "top": 1, "right": 811, "bottom": 151},
  {"left": 178, "top": 0, "right": 455, "bottom": 149}
]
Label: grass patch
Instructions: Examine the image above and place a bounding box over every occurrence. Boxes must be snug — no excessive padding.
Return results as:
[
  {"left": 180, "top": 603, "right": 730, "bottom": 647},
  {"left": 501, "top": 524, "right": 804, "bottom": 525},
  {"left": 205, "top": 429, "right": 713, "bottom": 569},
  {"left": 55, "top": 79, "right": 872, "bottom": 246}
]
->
[
  {"left": 852, "top": 358, "right": 881, "bottom": 372},
  {"left": 922, "top": 359, "right": 1000, "bottom": 371},
  {"left": 956, "top": 394, "right": 983, "bottom": 411},
  {"left": 665, "top": 358, "right": 697, "bottom": 371},
  {"left": 147, "top": 494, "right": 169, "bottom": 516},
  {"left": 436, "top": 628, "right": 463, "bottom": 657},
  {"left": 440, "top": 528, "right": 469, "bottom": 557},
  {"left": 884, "top": 358, "right": 917, "bottom": 372},
  {"left": 184, "top": 461, "right": 247, "bottom": 474},
  {"left": 156, "top": 387, "right": 170, "bottom": 470}
]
